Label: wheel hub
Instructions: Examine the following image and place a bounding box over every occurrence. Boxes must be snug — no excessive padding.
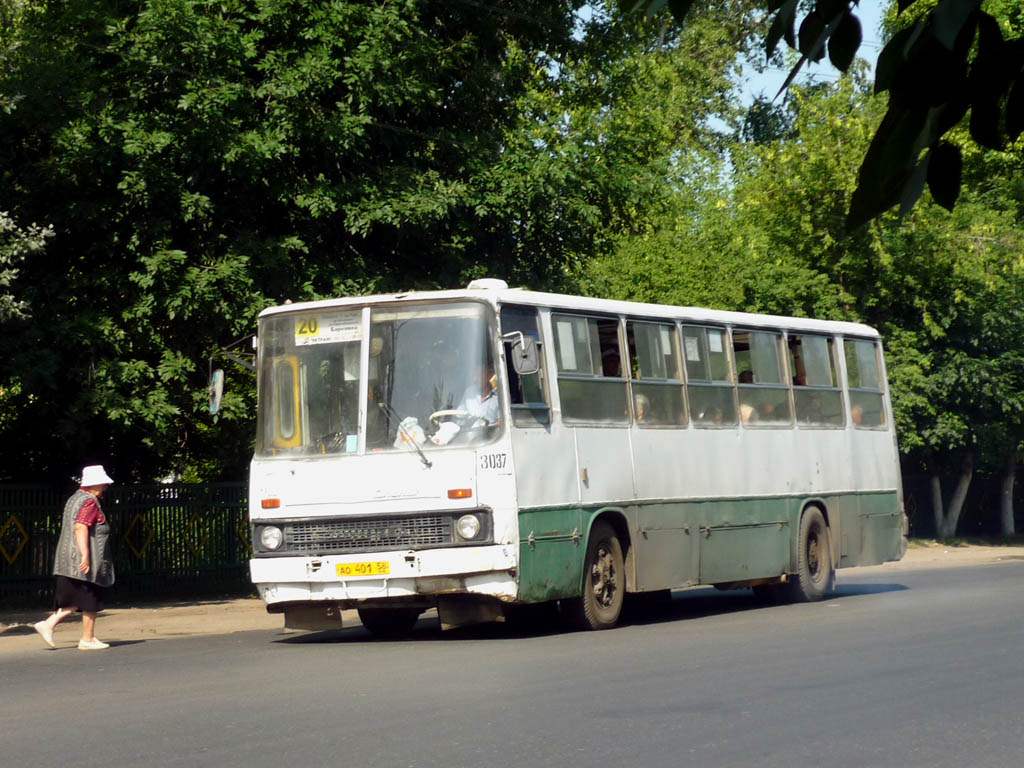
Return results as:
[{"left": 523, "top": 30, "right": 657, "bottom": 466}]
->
[
  {"left": 591, "top": 544, "right": 617, "bottom": 607},
  {"left": 808, "top": 537, "right": 820, "bottom": 577}
]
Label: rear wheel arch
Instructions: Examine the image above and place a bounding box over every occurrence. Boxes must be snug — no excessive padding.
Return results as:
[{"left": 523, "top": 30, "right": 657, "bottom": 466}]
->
[
  {"left": 799, "top": 500, "right": 835, "bottom": 574},
  {"left": 786, "top": 504, "right": 834, "bottom": 602},
  {"left": 586, "top": 508, "right": 634, "bottom": 592}
]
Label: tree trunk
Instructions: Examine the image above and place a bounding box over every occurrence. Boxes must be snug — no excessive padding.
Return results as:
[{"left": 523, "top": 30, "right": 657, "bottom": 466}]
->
[
  {"left": 929, "top": 467, "right": 945, "bottom": 539},
  {"left": 1000, "top": 450, "right": 1017, "bottom": 537},
  {"left": 939, "top": 451, "right": 974, "bottom": 540}
]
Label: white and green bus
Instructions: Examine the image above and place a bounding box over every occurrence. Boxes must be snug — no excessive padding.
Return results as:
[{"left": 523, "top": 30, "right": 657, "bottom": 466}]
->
[{"left": 248, "top": 279, "right": 906, "bottom": 634}]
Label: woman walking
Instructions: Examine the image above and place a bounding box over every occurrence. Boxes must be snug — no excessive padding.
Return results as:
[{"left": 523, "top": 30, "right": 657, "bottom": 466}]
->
[{"left": 34, "top": 465, "right": 116, "bottom": 650}]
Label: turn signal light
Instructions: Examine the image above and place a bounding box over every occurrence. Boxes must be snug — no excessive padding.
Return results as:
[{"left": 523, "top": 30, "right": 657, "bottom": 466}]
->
[
  {"left": 448, "top": 488, "right": 472, "bottom": 499},
  {"left": 261, "top": 498, "right": 281, "bottom": 509}
]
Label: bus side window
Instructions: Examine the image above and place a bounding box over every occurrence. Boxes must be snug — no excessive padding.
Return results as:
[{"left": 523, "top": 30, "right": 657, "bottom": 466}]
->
[
  {"left": 733, "top": 329, "right": 792, "bottom": 425},
  {"left": 500, "top": 305, "right": 550, "bottom": 427},
  {"left": 552, "top": 313, "right": 628, "bottom": 424},
  {"left": 844, "top": 338, "right": 886, "bottom": 427},
  {"left": 626, "top": 320, "right": 686, "bottom": 426},
  {"left": 790, "top": 334, "right": 844, "bottom": 427},
  {"left": 682, "top": 325, "right": 737, "bottom": 426}
]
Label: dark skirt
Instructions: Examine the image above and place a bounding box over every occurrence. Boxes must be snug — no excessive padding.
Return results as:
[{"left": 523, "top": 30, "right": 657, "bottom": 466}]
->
[{"left": 55, "top": 575, "right": 110, "bottom": 613}]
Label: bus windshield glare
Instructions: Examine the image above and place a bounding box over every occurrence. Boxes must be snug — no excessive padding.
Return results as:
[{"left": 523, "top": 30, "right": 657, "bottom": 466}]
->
[{"left": 256, "top": 301, "right": 499, "bottom": 456}]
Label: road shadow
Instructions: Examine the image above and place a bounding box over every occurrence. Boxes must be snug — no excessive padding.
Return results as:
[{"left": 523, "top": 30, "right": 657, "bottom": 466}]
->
[
  {"left": 831, "top": 582, "right": 910, "bottom": 597},
  {"left": 1, "top": 624, "right": 39, "bottom": 637},
  {"left": 623, "top": 582, "right": 910, "bottom": 627},
  {"left": 105, "top": 640, "right": 146, "bottom": 648},
  {"left": 276, "top": 601, "right": 585, "bottom": 645},
  {"left": 0, "top": 625, "right": 148, "bottom": 651},
  {"left": 275, "top": 581, "right": 910, "bottom": 644}
]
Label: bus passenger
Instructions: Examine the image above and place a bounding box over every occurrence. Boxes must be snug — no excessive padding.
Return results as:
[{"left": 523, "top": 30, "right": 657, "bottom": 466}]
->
[
  {"left": 791, "top": 347, "right": 807, "bottom": 386},
  {"left": 704, "top": 406, "right": 724, "bottom": 425},
  {"left": 738, "top": 370, "right": 757, "bottom": 423},
  {"left": 634, "top": 393, "right": 650, "bottom": 423},
  {"left": 851, "top": 403, "right": 864, "bottom": 425}
]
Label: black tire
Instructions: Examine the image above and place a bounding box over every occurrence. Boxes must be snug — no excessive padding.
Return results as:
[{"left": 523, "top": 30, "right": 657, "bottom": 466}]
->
[
  {"left": 357, "top": 607, "right": 422, "bottom": 637},
  {"left": 785, "top": 508, "right": 833, "bottom": 602},
  {"left": 566, "top": 521, "right": 625, "bottom": 630}
]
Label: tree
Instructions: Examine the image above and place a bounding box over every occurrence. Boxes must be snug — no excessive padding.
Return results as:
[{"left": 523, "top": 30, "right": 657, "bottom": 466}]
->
[
  {"left": 882, "top": 201, "right": 1024, "bottom": 538},
  {"left": 585, "top": 72, "right": 881, "bottom": 320},
  {"left": 643, "top": 0, "right": 1024, "bottom": 226},
  {"left": 0, "top": 1, "right": 759, "bottom": 481},
  {"left": 0, "top": 210, "right": 53, "bottom": 437},
  {"left": 0, "top": 0, "right": 580, "bottom": 480},
  {"left": 0, "top": 210, "right": 51, "bottom": 323}
]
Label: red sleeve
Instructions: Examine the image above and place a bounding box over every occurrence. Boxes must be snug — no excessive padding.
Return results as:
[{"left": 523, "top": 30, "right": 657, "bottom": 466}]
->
[{"left": 75, "top": 497, "right": 103, "bottom": 527}]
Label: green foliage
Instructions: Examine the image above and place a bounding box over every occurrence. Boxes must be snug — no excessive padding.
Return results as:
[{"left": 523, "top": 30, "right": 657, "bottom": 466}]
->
[
  {"left": 0, "top": 210, "right": 52, "bottom": 322},
  {"left": 642, "top": 0, "right": 1024, "bottom": 226},
  {"left": 0, "top": 1, "right": 759, "bottom": 481},
  {"left": 0, "top": 0, "right": 568, "bottom": 479},
  {"left": 589, "top": 75, "right": 878, "bottom": 316},
  {"left": 741, "top": 96, "right": 797, "bottom": 144}
]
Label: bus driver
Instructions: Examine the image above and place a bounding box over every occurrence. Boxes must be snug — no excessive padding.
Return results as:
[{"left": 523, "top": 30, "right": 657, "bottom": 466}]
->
[{"left": 460, "top": 361, "right": 499, "bottom": 427}]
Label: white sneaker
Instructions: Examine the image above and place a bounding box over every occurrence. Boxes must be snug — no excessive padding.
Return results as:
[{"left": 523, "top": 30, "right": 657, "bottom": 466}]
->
[
  {"left": 78, "top": 638, "right": 110, "bottom": 650},
  {"left": 33, "top": 621, "right": 56, "bottom": 649}
]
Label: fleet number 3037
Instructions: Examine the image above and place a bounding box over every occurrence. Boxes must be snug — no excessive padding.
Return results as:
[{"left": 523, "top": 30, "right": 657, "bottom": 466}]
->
[{"left": 479, "top": 453, "right": 507, "bottom": 470}]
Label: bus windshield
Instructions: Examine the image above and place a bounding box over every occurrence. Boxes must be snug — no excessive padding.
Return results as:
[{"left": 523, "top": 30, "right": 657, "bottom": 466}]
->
[{"left": 256, "top": 301, "right": 499, "bottom": 456}]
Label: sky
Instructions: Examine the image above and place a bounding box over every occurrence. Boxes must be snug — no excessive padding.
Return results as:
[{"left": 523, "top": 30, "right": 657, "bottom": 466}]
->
[{"left": 739, "top": 0, "right": 888, "bottom": 105}]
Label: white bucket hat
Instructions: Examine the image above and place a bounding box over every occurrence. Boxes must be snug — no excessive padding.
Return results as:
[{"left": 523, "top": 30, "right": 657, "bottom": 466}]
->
[{"left": 80, "top": 464, "right": 114, "bottom": 487}]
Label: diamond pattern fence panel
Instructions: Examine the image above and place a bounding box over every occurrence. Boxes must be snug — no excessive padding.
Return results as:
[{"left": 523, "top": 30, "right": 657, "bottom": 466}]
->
[{"left": 0, "top": 482, "right": 252, "bottom": 610}]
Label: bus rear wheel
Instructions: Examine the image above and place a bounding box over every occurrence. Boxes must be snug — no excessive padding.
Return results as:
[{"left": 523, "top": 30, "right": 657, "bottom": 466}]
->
[
  {"left": 785, "top": 508, "right": 832, "bottom": 602},
  {"left": 567, "top": 521, "right": 624, "bottom": 630},
  {"left": 357, "top": 607, "right": 422, "bottom": 637}
]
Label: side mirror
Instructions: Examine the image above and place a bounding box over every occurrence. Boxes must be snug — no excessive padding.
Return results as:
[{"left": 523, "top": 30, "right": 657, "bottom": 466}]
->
[
  {"left": 209, "top": 368, "right": 224, "bottom": 415},
  {"left": 504, "top": 332, "right": 540, "bottom": 376}
]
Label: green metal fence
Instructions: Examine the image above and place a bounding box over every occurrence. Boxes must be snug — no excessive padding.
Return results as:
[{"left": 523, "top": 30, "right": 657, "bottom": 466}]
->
[{"left": 0, "top": 482, "right": 253, "bottom": 610}]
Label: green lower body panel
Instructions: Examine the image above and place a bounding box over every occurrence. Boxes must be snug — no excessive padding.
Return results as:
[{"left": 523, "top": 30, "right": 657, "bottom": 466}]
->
[
  {"left": 517, "top": 507, "right": 586, "bottom": 603},
  {"left": 697, "top": 498, "right": 791, "bottom": 585},
  {"left": 517, "top": 491, "right": 902, "bottom": 603},
  {"left": 849, "top": 491, "right": 903, "bottom": 566}
]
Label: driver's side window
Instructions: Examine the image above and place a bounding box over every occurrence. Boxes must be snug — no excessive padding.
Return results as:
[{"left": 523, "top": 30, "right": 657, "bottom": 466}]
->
[{"left": 500, "top": 305, "right": 550, "bottom": 427}]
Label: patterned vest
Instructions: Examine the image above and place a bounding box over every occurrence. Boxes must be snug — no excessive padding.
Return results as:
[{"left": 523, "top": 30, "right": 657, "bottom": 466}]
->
[{"left": 52, "top": 489, "right": 115, "bottom": 586}]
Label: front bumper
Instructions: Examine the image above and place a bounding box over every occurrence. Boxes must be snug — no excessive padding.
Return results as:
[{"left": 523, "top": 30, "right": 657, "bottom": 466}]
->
[{"left": 250, "top": 544, "right": 517, "bottom": 606}]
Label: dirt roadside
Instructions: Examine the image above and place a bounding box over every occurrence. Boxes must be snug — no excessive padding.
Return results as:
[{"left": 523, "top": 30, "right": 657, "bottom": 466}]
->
[{"left": 3, "top": 542, "right": 1023, "bottom": 654}]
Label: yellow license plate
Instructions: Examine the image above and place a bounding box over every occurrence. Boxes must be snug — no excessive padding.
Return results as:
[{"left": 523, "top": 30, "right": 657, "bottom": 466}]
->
[{"left": 336, "top": 560, "right": 390, "bottom": 577}]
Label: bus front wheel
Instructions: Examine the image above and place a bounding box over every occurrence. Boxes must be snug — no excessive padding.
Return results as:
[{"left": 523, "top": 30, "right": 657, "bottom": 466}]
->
[
  {"left": 786, "top": 508, "right": 833, "bottom": 602},
  {"left": 567, "top": 521, "right": 625, "bottom": 630}
]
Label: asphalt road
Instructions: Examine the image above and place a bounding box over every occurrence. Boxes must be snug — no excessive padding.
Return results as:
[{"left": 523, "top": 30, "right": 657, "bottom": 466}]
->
[{"left": 4, "top": 561, "right": 1023, "bottom": 768}]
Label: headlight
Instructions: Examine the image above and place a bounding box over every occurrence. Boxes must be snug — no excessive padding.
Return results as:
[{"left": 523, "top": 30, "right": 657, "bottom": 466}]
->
[
  {"left": 455, "top": 514, "right": 481, "bottom": 541},
  {"left": 260, "top": 525, "right": 284, "bottom": 551}
]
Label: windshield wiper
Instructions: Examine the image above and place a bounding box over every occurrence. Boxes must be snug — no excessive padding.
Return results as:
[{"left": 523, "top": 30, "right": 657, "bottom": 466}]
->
[{"left": 377, "top": 402, "right": 432, "bottom": 469}]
